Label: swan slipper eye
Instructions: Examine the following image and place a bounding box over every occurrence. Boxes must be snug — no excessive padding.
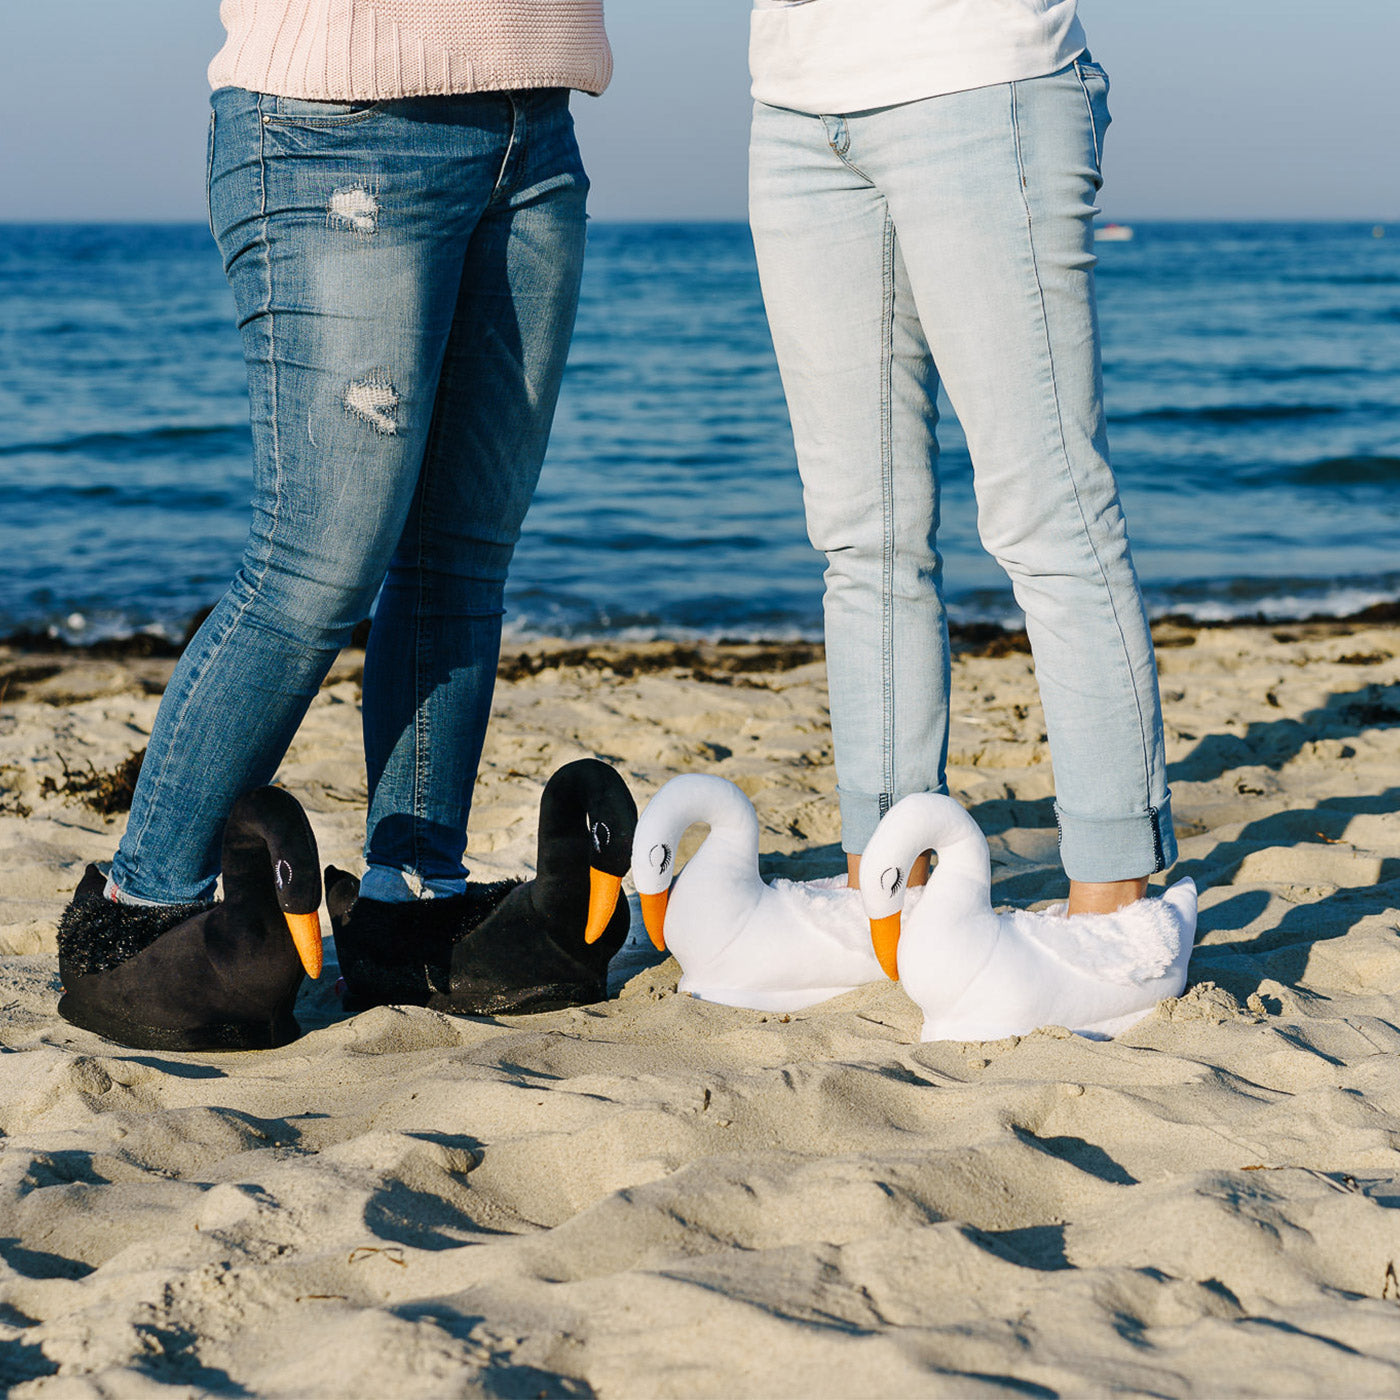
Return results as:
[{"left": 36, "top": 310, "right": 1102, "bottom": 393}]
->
[
  {"left": 275, "top": 859, "right": 293, "bottom": 890},
  {"left": 650, "top": 842, "right": 672, "bottom": 875},
  {"left": 590, "top": 820, "right": 610, "bottom": 854},
  {"left": 880, "top": 866, "right": 903, "bottom": 897}
]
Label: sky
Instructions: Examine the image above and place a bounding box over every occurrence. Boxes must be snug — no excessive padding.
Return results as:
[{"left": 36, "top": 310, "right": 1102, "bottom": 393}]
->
[{"left": 1, "top": 1, "right": 1396, "bottom": 223}]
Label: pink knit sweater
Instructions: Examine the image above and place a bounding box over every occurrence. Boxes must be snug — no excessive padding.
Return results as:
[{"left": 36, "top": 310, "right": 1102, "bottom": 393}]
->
[{"left": 209, "top": 0, "right": 611, "bottom": 99}]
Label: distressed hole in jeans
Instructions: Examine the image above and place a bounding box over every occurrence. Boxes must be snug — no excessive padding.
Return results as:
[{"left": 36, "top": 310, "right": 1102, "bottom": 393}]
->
[
  {"left": 328, "top": 184, "right": 378, "bottom": 235},
  {"left": 345, "top": 373, "right": 399, "bottom": 435}
]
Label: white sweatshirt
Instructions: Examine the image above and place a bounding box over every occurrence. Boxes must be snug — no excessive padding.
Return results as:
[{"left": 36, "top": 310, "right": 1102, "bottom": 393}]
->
[
  {"left": 209, "top": 0, "right": 611, "bottom": 99},
  {"left": 750, "top": 0, "right": 1087, "bottom": 115}
]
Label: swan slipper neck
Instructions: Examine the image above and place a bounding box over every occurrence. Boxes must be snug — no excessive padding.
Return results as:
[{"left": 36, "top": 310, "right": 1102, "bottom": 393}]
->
[
  {"left": 223, "top": 786, "right": 324, "bottom": 979},
  {"left": 632, "top": 773, "right": 760, "bottom": 951},
  {"left": 531, "top": 758, "right": 638, "bottom": 946},
  {"left": 55, "top": 786, "right": 324, "bottom": 1052},
  {"left": 858, "top": 792, "right": 991, "bottom": 978}
]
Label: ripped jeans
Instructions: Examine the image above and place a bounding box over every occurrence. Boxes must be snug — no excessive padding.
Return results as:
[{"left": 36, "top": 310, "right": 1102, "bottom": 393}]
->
[{"left": 110, "top": 86, "right": 587, "bottom": 904}]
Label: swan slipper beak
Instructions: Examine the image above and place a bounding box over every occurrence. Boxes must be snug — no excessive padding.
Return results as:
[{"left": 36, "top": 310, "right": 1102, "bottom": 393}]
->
[
  {"left": 868, "top": 912, "right": 901, "bottom": 980},
  {"left": 284, "top": 912, "right": 324, "bottom": 979},
  {"left": 584, "top": 868, "right": 625, "bottom": 945},
  {"left": 639, "top": 888, "right": 669, "bottom": 951}
]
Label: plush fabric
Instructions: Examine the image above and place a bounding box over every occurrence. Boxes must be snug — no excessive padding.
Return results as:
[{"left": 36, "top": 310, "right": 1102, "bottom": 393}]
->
[
  {"left": 329, "top": 874, "right": 518, "bottom": 1011},
  {"left": 431, "top": 880, "right": 621, "bottom": 1015},
  {"left": 58, "top": 866, "right": 214, "bottom": 981},
  {"left": 1009, "top": 897, "right": 1185, "bottom": 987}
]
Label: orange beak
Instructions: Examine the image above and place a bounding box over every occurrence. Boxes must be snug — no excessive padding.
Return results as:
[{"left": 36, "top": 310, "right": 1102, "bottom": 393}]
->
[
  {"left": 584, "top": 868, "right": 624, "bottom": 945},
  {"left": 869, "top": 913, "right": 901, "bottom": 981},
  {"left": 285, "top": 911, "right": 324, "bottom": 979},
  {"left": 639, "top": 888, "right": 669, "bottom": 951}
]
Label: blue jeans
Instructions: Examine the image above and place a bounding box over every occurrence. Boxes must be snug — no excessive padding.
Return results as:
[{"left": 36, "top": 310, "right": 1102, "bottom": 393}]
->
[
  {"left": 110, "top": 87, "right": 588, "bottom": 905},
  {"left": 749, "top": 57, "right": 1175, "bottom": 882}
]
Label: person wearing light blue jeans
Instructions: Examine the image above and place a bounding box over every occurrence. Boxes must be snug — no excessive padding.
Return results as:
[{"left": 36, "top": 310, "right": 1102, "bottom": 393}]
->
[
  {"left": 106, "top": 87, "right": 588, "bottom": 908},
  {"left": 749, "top": 31, "right": 1176, "bottom": 912}
]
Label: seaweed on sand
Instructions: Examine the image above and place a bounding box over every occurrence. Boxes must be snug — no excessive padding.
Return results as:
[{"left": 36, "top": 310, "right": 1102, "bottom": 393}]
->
[{"left": 40, "top": 749, "right": 146, "bottom": 816}]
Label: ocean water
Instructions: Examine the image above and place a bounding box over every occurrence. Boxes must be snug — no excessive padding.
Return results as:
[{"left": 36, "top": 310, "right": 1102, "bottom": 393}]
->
[{"left": 1, "top": 221, "right": 1397, "bottom": 645}]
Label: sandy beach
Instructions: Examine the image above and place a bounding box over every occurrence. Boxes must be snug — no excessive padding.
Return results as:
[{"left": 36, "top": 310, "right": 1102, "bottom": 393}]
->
[{"left": 1, "top": 618, "right": 1398, "bottom": 1397}]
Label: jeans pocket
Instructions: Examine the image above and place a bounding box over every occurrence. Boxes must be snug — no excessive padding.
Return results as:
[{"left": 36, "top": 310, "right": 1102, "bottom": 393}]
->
[
  {"left": 205, "top": 109, "right": 217, "bottom": 238},
  {"left": 262, "top": 95, "right": 383, "bottom": 127},
  {"left": 1073, "top": 59, "right": 1111, "bottom": 178}
]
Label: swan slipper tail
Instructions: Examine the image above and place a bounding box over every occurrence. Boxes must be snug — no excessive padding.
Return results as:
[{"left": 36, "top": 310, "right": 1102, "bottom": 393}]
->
[
  {"left": 859, "top": 792, "right": 1198, "bottom": 1041},
  {"left": 632, "top": 773, "right": 886, "bottom": 1012},
  {"left": 57, "top": 787, "right": 324, "bottom": 1051},
  {"left": 430, "top": 758, "right": 638, "bottom": 1016}
]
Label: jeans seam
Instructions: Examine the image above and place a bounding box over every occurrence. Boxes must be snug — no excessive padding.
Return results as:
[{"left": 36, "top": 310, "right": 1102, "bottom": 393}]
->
[
  {"left": 408, "top": 300, "right": 461, "bottom": 882},
  {"left": 118, "top": 99, "right": 283, "bottom": 896},
  {"left": 880, "top": 209, "right": 896, "bottom": 814},
  {"left": 403, "top": 256, "right": 471, "bottom": 882},
  {"left": 1009, "top": 79, "right": 1157, "bottom": 830},
  {"left": 412, "top": 470, "right": 429, "bottom": 881}
]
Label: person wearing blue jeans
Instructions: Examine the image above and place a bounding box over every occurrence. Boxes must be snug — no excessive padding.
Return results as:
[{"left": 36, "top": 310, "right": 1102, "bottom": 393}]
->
[
  {"left": 748, "top": 1, "right": 1176, "bottom": 912},
  {"left": 43, "top": 76, "right": 595, "bottom": 1032},
  {"left": 102, "top": 87, "right": 588, "bottom": 913}
]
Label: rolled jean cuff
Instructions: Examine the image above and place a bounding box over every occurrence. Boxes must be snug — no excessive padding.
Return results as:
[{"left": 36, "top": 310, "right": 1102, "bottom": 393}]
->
[
  {"left": 1055, "top": 793, "right": 1177, "bottom": 883},
  {"left": 358, "top": 865, "right": 468, "bottom": 904},
  {"left": 104, "top": 868, "right": 215, "bottom": 908},
  {"left": 838, "top": 782, "right": 950, "bottom": 855}
]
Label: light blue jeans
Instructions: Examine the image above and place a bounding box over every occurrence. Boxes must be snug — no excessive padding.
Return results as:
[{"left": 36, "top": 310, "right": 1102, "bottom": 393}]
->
[
  {"left": 749, "top": 56, "right": 1175, "bottom": 882},
  {"left": 110, "top": 87, "right": 587, "bottom": 905}
]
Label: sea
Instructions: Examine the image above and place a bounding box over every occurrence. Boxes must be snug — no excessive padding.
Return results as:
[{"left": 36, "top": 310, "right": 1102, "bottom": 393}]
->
[{"left": 1, "top": 221, "right": 1397, "bottom": 647}]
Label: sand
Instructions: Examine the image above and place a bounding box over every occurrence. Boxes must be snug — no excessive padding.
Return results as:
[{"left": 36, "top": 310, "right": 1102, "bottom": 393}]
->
[{"left": 1, "top": 620, "right": 1398, "bottom": 1397}]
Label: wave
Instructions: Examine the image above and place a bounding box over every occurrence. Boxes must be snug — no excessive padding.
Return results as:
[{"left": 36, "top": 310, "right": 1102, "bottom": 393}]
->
[
  {"left": 1286, "top": 455, "right": 1400, "bottom": 486},
  {"left": 532, "top": 530, "right": 771, "bottom": 554},
  {"left": 1140, "top": 570, "right": 1400, "bottom": 624},
  {"left": 14, "top": 573, "right": 1400, "bottom": 650},
  {"left": 1220, "top": 363, "right": 1370, "bottom": 384},
  {"left": 1290, "top": 273, "right": 1400, "bottom": 286},
  {"left": 0, "top": 424, "right": 249, "bottom": 461},
  {"left": 1111, "top": 403, "right": 1346, "bottom": 426},
  {"left": 2, "top": 481, "right": 241, "bottom": 511}
]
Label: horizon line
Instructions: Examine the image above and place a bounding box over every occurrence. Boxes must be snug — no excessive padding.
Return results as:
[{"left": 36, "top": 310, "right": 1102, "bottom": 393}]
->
[{"left": 0, "top": 215, "right": 1394, "bottom": 228}]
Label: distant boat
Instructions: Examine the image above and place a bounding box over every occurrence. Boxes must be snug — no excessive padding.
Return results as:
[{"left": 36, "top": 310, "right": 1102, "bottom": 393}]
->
[{"left": 1096, "top": 223, "right": 1135, "bottom": 242}]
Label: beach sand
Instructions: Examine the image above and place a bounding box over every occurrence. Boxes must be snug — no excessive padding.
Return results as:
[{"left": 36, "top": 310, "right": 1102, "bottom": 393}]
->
[{"left": 1, "top": 620, "right": 1398, "bottom": 1397}]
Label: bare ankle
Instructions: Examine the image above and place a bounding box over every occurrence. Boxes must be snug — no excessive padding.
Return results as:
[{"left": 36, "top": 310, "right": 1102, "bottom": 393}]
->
[
  {"left": 1067, "top": 876, "right": 1149, "bottom": 916},
  {"left": 847, "top": 850, "right": 930, "bottom": 892}
]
